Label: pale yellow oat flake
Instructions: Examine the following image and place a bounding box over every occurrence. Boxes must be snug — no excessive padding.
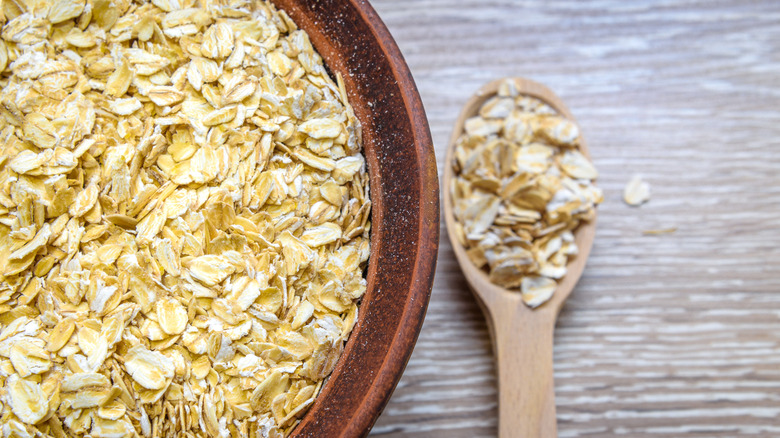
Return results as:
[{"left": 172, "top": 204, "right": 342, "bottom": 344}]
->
[{"left": 624, "top": 174, "right": 651, "bottom": 206}]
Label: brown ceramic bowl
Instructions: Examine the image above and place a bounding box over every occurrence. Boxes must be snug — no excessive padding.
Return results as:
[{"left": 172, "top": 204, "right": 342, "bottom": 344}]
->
[{"left": 269, "top": 1, "right": 439, "bottom": 436}]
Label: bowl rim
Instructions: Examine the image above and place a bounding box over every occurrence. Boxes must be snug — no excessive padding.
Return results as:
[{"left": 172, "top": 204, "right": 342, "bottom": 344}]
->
[{"left": 270, "top": 1, "right": 439, "bottom": 436}]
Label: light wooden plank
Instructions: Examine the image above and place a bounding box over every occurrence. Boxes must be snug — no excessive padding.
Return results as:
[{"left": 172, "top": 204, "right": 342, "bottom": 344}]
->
[{"left": 368, "top": 0, "right": 780, "bottom": 436}]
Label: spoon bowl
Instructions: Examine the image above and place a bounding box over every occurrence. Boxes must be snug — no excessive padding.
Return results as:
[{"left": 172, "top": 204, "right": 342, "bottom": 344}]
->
[{"left": 443, "top": 77, "right": 597, "bottom": 438}]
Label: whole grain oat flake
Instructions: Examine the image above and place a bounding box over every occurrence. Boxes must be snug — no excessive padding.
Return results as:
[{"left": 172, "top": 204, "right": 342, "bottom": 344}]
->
[
  {"left": 0, "top": 0, "right": 372, "bottom": 436},
  {"left": 451, "top": 79, "right": 602, "bottom": 308}
]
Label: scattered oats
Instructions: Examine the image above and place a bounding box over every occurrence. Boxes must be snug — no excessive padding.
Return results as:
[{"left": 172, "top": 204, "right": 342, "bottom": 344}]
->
[
  {"left": 643, "top": 227, "right": 677, "bottom": 235},
  {"left": 0, "top": 0, "right": 370, "bottom": 435},
  {"left": 624, "top": 174, "right": 651, "bottom": 206},
  {"left": 451, "top": 79, "right": 601, "bottom": 308}
]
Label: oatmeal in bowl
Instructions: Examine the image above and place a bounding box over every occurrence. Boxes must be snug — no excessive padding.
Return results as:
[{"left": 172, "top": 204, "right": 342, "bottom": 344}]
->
[{"left": 0, "top": 0, "right": 374, "bottom": 436}]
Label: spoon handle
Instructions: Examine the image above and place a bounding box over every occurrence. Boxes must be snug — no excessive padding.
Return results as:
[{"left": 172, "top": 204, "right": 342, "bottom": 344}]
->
[{"left": 490, "top": 300, "right": 558, "bottom": 438}]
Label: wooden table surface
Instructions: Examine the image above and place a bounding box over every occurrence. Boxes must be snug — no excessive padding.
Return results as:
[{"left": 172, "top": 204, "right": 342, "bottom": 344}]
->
[{"left": 365, "top": 1, "right": 780, "bottom": 436}]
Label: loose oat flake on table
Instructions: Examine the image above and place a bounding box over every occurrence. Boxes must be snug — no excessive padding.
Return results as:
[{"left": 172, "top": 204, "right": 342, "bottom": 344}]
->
[
  {"left": 623, "top": 174, "right": 650, "bottom": 206},
  {"left": 0, "top": 0, "right": 372, "bottom": 436},
  {"left": 450, "top": 79, "right": 601, "bottom": 308}
]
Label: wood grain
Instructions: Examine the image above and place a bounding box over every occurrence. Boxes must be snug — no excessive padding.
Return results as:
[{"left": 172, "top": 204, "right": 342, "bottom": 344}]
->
[{"left": 367, "top": 0, "right": 780, "bottom": 436}]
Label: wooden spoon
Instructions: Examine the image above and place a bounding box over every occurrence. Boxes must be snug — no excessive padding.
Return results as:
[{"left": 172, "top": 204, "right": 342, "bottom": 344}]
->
[{"left": 442, "top": 77, "right": 597, "bottom": 438}]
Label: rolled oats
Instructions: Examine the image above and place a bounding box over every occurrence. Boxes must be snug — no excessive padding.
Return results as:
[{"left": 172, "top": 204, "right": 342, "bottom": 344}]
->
[
  {"left": 624, "top": 174, "right": 651, "bottom": 206},
  {"left": 642, "top": 227, "right": 676, "bottom": 235},
  {"left": 0, "top": 0, "right": 371, "bottom": 436},
  {"left": 451, "top": 79, "right": 601, "bottom": 308}
]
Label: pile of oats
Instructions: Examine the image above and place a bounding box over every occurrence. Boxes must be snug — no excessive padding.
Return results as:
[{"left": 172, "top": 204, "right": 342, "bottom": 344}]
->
[
  {"left": 0, "top": 0, "right": 371, "bottom": 436},
  {"left": 450, "top": 79, "right": 601, "bottom": 308}
]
